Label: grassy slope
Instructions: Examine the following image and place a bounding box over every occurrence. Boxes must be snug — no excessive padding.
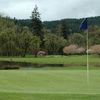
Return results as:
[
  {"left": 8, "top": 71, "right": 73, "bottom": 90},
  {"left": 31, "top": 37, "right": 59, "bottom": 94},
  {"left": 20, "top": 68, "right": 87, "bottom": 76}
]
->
[
  {"left": 0, "top": 70, "right": 100, "bottom": 100},
  {"left": 0, "top": 55, "right": 99, "bottom": 64}
]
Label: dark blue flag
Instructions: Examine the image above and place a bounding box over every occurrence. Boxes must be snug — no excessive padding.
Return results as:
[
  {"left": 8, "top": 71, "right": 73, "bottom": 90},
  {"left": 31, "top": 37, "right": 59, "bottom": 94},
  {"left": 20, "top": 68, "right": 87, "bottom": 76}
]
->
[{"left": 80, "top": 18, "right": 88, "bottom": 30}]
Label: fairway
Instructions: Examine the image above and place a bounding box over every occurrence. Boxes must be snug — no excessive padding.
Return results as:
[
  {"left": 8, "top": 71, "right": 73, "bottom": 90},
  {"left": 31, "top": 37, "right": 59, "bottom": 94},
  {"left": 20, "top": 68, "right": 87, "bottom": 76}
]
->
[
  {"left": 0, "top": 70, "right": 100, "bottom": 100},
  {"left": 0, "top": 55, "right": 100, "bottom": 66}
]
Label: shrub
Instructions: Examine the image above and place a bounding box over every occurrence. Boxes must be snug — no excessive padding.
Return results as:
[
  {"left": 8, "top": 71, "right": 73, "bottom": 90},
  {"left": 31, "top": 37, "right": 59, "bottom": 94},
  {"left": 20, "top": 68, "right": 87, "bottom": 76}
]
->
[
  {"left": 63, "top": 44, "right": 85, "bottom": 55},
  {"left": 89, "top": 45, "right": 100, "bottom": 55},
  {"left": 76, "top": 47, "right": 85, "bottom": 54},
  {"left": 63, "top": 44, "right": 78, "bottom": 55}
]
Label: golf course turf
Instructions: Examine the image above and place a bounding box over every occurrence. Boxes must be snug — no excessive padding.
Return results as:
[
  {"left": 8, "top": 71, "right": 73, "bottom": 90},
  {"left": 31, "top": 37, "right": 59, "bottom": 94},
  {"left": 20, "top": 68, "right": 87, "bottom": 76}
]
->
[
  {"left": 0, "top": 55, "right": 99, "bottom": 65},
  {"left": 0, "top": 69, "right": 100, "bottom": 100},
  {"left": 0, "top": 55, "right": 100, "bottom": 100}
]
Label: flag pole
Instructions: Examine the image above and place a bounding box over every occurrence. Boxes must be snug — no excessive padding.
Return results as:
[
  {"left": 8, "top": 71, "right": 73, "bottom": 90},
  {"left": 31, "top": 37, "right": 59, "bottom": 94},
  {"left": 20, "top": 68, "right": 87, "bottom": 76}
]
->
[
  {"left": 80, "top": 18, "right": 89, "bottom": 84},
  {"left": 86, "top": 29, "right": 89, "bottom": 85}
]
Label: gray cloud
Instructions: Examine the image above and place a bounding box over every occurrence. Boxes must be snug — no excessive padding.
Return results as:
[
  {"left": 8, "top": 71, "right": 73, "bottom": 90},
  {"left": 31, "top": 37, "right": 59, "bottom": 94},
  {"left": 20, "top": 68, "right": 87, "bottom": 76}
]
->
[{"left": 0, "top": 0, "right": 100, "bottom": 21}]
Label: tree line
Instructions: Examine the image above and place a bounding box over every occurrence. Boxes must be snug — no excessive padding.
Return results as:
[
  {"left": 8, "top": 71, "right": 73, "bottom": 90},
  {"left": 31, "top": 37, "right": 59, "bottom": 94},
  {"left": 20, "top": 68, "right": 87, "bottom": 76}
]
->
[{"left": 0, "top": 5, "right": 100, "bottom": 57}]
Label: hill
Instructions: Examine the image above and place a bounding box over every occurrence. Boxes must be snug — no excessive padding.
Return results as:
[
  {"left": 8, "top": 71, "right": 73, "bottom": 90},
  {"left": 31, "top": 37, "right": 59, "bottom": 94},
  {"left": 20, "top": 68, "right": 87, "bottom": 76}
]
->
[{"left": 17, "top": 16, "right": 100, "bottom": 33}]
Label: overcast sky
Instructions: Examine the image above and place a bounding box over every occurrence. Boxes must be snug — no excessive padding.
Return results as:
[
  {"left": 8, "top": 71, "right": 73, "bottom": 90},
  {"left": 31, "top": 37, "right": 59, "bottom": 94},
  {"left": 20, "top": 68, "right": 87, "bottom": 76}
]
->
[{"left": 0, "top": 0, "right": 100, "bottom": 21}]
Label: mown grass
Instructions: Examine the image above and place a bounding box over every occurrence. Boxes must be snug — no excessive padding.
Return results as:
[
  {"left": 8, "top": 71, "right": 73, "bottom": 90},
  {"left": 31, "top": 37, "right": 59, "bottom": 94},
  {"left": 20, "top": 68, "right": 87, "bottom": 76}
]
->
[
  {"left": 22, "top": 66, "right": 100, "bottom": 70},
  {"left": 0, "top": 70, "right": 100, "bottom": 100},
  {"left": 0, "top": 55, "right": 99, "bottom": 99},
  {"left": 0, "top": 92, "right": 100, "bottom": 100},
  {"left": 0, "top": 55, "right": 99, "bottom": 65}
]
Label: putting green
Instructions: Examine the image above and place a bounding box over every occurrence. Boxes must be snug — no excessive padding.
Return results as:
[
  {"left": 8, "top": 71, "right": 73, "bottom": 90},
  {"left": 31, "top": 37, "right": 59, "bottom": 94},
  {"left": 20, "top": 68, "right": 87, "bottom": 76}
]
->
[{"left": 0, "top": 70, "right": 100, "bottom": 100}]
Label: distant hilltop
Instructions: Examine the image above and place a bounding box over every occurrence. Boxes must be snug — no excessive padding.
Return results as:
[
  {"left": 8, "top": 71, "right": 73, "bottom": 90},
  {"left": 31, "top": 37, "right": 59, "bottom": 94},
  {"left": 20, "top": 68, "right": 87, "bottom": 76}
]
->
[{"left": 17, "top": 16, "right": 100, "bottom": 33}]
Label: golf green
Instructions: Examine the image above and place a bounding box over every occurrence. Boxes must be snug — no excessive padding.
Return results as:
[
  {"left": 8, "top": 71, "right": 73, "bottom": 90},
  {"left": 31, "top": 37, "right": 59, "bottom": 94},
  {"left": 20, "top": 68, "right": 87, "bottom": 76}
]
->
[{"left": 0, "top": 70, "right": 100, "bottom": 100}]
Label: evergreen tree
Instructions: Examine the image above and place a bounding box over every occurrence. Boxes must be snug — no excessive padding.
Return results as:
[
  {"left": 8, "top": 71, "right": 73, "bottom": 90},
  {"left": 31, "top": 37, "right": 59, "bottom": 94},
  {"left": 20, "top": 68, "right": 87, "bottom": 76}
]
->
[
  {"left": 31, "top": 5, "right": 44, "bottom": 41},
  {"left": 60, "top": 20, "right": 70, "bottom": 39}
]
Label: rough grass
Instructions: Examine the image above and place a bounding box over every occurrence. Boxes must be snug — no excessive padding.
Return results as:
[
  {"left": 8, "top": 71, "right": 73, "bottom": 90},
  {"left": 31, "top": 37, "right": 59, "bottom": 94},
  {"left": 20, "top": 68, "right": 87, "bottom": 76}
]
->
[{"left": 0, "top": 70, "right": 100, "bottom": 100}]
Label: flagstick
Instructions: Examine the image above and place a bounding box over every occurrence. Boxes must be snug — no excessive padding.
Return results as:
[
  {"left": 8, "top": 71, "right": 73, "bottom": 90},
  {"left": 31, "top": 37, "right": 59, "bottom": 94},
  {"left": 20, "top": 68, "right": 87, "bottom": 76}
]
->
[
  {"left": 80, "top": 18, "right": 89, "bottom": 85},
  {"left": 86, "top": 30, "right": 89, "bottom": 85}
]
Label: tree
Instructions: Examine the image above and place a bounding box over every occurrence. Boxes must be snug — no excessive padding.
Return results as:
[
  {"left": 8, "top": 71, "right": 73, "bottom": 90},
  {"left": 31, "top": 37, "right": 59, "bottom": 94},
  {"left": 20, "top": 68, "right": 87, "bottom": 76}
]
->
[
  {"left": 15, "top": 26, "right": 41, "bottom": 57},
  {"left": 59, "top": 20, "right": 70, "bottom": 39},
  {"left": 69, "top": 33, "right": 85, "bottom": 47},
  {"left": 0, "top": 16, "right": 41, "bottom": 57},
  {"left": 44, "top": 34, "right": 67, "bottom": 54},
  {"left": 0, "top": 29, "right": 17, "bottom": 56},
  {"left": 0, "top": 18, "right": 17, "bottom": 56},
  {"left": 31, "top": 5, "right": 44, "bottom": 41},
  {"left": 89, "top": 25, "right": 100, "bottom": 46},
  {"left": 32, "top": 36, "right": 41, "bottom": 57}
]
